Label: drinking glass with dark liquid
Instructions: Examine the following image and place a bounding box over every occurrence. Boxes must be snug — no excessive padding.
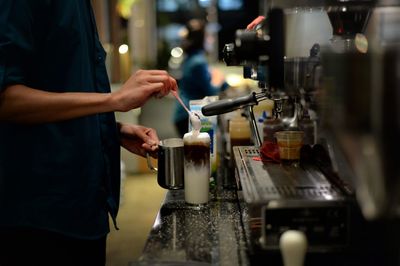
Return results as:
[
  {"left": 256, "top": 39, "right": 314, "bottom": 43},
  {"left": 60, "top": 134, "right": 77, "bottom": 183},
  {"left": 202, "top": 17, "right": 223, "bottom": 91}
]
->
[
  {"left": 183, "top": 131, "right": 211, "bottom": 206},
  {"left": 275, "top": 131, "right": 304, "bottom": 166}
]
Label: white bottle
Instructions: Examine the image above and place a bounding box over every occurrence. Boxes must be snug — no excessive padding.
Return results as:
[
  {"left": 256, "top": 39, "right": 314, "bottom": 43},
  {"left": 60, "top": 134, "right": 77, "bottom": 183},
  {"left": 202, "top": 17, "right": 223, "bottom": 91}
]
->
[{"left": 183, "top": 131, "right": 211, "bottom": 205}]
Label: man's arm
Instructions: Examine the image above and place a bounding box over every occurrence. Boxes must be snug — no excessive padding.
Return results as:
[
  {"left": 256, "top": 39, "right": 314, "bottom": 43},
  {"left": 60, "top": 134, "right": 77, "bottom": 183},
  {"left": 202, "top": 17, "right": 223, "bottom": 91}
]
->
[
  {"left": 0, "top": 85, "right": 115, "bottom": 124},
  {"left": 0, "top": 69, "right": 177, "bottom": 124}
]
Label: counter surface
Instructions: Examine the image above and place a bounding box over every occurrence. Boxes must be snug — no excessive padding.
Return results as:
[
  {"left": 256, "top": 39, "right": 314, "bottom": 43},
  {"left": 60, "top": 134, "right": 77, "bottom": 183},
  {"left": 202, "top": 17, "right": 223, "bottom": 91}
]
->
[{"left": 129, "top": 186, "right": 250, "bottom": 266}]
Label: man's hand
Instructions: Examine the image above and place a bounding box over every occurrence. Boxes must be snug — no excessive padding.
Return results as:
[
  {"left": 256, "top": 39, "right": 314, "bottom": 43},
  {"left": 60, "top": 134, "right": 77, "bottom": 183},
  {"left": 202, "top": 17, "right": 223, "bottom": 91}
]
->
[
  {"left": 246, "top": 16, "right": 266, "bottom": 30},
  {"left": 112, "top": 70, "right": 178, "bottom": 112},
  {"left": 118, "top": 123, "right": 159, "bottom": 158}
]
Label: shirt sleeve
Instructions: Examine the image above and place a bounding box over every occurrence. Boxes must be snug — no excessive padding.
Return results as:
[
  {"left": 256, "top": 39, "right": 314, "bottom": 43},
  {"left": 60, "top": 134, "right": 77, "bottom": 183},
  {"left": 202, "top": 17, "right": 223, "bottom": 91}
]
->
[{"left": 0, "top": 0, "right": 36, "bottom": 92}]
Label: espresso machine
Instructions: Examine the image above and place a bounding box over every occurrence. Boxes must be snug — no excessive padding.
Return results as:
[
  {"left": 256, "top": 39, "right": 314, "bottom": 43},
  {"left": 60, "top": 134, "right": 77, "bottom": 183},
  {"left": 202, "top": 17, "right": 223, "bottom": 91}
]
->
[{"left": 202, "top": 0, "right": 400, "bottom": 265}]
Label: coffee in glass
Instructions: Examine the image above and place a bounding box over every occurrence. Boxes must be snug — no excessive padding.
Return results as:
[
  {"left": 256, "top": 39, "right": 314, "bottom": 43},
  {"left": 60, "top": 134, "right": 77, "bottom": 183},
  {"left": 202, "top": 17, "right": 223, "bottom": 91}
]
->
[{"left": 183, "top": 131, "right": 210, "bottom": 205}]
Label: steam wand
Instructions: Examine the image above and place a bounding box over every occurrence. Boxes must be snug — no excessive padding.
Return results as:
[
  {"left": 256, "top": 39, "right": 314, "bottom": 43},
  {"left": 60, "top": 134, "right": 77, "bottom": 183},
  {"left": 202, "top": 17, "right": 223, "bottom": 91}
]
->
[{"left": 201, "top": 91, "right": 269, "bottom": 148}]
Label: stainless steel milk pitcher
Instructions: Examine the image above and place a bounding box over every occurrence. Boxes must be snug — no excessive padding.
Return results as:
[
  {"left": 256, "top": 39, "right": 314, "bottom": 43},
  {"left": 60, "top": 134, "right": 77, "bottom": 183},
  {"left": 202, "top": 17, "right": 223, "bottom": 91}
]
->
[{"left": 147, "top": 138, "right": 184, "bottom": 190}]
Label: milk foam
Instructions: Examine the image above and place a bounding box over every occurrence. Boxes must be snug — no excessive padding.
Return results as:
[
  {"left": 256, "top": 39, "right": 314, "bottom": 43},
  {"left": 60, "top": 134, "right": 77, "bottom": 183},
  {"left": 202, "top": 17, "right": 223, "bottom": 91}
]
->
[
  {"left": 189, "top": 112, "right": 201, "bottom": 132},
  {"left": 183, "top": 131, "right": 210, "bottom": 144}
]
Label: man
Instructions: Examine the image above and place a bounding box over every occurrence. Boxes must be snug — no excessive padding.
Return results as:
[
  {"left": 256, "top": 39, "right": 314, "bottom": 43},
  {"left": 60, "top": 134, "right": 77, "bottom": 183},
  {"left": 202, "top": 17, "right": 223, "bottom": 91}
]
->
[{"left": 0, "top": 1, "right": 176, "bottom": 265}]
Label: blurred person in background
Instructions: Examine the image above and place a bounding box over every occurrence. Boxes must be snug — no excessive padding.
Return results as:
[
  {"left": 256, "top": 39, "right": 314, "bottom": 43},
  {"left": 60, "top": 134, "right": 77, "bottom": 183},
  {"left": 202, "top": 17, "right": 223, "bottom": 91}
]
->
[
  {"left": 0, "top": 1, "right": 176, "bottom": 266},
  {"left": 173, "top": 19, "right": 228, "bottom": 137}
]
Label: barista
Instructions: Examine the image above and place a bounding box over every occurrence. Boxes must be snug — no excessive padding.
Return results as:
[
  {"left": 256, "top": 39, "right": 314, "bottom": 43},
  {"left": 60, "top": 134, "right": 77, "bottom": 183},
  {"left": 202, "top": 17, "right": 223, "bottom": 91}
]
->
[{"left": 0, "top": 1, "right": 176, "bottom": 265}]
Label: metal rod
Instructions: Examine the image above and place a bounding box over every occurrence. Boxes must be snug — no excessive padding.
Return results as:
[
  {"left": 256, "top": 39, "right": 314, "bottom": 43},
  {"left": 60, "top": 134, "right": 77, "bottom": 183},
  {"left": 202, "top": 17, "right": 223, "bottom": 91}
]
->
[{"left": 249, "top": 105, "right": 263, "bottom": 148}]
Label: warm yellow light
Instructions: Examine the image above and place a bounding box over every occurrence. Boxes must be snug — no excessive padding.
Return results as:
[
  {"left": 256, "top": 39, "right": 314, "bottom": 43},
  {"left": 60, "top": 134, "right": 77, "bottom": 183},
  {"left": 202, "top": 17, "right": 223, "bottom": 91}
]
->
[
  {"left": 119, "top": 44, "right": 129, "bottom": 54},
  {"left": 117, "top": 0, "right": 137, "bottom": 19},
  {"left": 226, "top": 74, "right": 243, "bottom": 87}
]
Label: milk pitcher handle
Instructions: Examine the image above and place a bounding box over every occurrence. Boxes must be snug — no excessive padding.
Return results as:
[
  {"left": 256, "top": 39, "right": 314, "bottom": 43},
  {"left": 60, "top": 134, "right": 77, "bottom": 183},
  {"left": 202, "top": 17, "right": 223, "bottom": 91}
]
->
[{"left": 146, "top": 153, "right": 158, "bottom": 172}]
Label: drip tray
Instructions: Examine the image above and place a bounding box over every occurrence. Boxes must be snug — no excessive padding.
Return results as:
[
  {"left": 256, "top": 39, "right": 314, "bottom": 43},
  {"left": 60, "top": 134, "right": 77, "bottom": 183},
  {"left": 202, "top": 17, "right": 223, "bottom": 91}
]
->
[{"left": 233, "top": 146, "right": 351, "bottom": 251}]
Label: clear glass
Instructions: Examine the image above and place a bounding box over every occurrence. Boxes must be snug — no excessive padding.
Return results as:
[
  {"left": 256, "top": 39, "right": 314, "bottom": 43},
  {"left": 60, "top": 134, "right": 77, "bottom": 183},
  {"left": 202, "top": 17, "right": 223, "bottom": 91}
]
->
[
  {"left": 275, "top": 131, "right": 304, "bottom": 165},
  {"left": 183, "top": 132, "right": 211, "bottom": 206}
]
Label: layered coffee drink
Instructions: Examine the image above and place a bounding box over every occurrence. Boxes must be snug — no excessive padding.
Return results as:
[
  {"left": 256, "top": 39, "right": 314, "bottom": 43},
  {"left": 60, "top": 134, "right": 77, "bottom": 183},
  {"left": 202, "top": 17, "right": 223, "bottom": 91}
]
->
[{"left": 183, "top": 131, "right": 210, "bottom": 205}]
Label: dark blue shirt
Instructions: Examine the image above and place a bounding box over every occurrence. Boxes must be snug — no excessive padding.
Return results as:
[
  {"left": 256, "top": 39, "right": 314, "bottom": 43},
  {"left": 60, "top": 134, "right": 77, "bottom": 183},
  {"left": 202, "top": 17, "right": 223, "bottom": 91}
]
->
[{"left": 0, "top": 0, "right": 120, "bottom": 239}]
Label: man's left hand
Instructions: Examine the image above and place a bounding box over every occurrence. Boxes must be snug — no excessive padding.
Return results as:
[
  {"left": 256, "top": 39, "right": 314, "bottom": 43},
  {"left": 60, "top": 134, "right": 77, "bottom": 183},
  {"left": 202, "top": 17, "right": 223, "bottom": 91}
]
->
[{"left": 118, "top": 123, "right": 159, "bottom": 158}]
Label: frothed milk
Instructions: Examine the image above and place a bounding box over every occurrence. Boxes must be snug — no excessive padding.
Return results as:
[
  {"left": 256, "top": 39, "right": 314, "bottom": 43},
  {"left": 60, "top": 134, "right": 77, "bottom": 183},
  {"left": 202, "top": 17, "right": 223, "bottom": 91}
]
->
[
  {"left": 189, "top": 112, "right": 201, "bottom": 131},
  {"left": 183, "top": 131, "right": 210, "bottom": 205}
]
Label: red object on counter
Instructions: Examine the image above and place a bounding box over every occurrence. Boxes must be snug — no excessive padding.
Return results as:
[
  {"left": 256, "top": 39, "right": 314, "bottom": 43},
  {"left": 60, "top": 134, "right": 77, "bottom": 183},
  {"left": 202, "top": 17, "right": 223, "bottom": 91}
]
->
[{"left": 259, "top": 141, "right": 281, "bottom": 163}]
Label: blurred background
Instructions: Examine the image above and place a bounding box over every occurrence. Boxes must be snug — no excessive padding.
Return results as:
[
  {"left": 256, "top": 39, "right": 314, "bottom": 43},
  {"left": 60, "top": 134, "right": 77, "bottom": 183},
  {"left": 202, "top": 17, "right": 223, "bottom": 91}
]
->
[{"left": 90, "top": 0, "right": 260, "bottom": 265}]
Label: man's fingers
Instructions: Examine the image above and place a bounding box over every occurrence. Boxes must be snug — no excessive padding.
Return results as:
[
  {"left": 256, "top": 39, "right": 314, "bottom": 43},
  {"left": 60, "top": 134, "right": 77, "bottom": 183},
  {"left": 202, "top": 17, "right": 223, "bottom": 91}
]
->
[
  {"left": 145, "top": 128, "right": 159, "bottom": 145},
  {"left": 145, "top": 76, "right": 177, "bottom": 93},
  {"left": 142, "top": 143, "right": 158, "bottom": 151},
  {"left": 132, "top": 128, "right": 157, "bottom": 146},
  {"left": 168, "top": 77, "right": 178, "bottom": 91},
  {"left": 146, "top": 70, "right": 169, "bottom": 76},
  {"left": 144, "top": 75, "right": 169, "bottom": 83}
]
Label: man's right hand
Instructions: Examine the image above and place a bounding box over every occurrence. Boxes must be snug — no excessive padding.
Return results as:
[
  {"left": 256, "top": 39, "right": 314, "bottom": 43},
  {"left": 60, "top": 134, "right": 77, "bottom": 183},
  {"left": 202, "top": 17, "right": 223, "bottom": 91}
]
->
[{"left": 111, "top": 70, "right": 177, "bottom": 112}]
